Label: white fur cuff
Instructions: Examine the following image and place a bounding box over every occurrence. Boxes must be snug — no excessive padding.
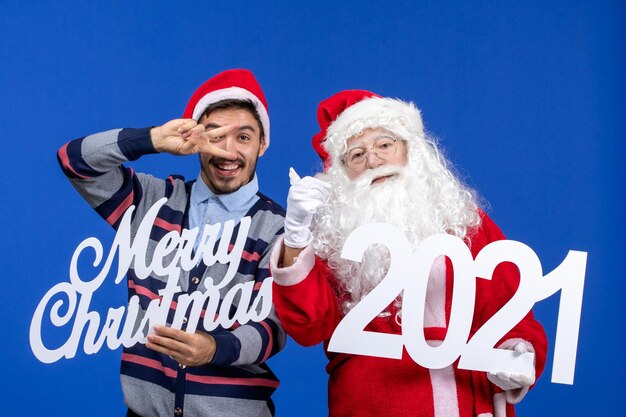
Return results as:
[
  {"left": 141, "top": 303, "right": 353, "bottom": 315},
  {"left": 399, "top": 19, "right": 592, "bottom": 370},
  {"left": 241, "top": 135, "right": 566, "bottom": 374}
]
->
[{"left": 270, "top": 236, "right": 317, "bottom": 286}]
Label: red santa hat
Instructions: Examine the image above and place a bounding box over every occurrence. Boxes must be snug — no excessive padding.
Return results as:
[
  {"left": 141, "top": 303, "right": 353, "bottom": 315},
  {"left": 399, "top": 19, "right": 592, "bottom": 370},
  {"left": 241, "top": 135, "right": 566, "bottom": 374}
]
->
[
  {"left": 183, "top": 69, "right": 271, "bottom": 147},
  {"left": 312, "top": 89, "right": 425, "bottom": 171}
]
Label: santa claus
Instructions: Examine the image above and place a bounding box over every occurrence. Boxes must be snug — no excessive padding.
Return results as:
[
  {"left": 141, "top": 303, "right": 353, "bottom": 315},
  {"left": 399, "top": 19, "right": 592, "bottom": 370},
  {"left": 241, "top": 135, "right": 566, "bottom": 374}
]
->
[{"left": 270, "top": 90, "right": 547, "bottom": 417}]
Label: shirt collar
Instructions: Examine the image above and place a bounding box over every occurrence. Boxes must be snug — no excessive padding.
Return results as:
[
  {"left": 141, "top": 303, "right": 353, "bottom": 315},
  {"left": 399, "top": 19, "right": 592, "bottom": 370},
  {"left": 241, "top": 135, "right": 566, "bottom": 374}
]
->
[{"left": 191, "top": 172, "right": 259, "bottom": 212}]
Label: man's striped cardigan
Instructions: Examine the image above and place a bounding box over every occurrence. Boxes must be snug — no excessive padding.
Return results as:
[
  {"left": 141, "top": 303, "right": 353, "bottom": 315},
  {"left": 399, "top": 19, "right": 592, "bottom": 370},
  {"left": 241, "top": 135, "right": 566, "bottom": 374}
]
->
[{"left": 58, "top": 127, "right": 286, "bottom": 417}]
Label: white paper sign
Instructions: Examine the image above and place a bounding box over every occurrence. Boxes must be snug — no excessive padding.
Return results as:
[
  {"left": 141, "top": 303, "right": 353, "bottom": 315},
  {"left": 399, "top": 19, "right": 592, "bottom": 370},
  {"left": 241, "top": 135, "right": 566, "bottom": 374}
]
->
[
  {"left": 30, "top": 198, "right": 273, "bottom": 364},
  {"left": 327, "top": 223, "right": 587, "bottom": 385}
]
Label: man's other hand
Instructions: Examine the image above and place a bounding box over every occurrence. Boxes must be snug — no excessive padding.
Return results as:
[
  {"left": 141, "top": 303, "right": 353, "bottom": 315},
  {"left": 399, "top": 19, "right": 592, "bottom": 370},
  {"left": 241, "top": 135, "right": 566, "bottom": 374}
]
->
[{"left": 146, "top": 325, "right": 217, "bottom": 367}]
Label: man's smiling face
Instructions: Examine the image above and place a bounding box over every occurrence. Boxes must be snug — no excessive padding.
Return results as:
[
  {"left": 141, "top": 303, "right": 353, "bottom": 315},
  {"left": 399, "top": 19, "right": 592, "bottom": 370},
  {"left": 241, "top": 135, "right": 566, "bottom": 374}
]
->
[{"left": 198, "top": 107, "right": 266, "bottom": 194}]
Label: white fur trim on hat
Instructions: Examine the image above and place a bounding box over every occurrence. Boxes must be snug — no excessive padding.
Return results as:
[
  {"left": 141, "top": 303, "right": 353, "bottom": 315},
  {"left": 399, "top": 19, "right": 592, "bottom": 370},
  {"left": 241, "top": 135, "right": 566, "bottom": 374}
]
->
[{"left": 192, "top": 86, "right": 270, "bottom": 148}]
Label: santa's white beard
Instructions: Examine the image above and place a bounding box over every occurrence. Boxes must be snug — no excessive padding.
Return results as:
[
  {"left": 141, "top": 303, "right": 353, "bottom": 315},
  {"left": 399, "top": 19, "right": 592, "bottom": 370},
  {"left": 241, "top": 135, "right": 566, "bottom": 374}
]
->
[{"left": 313, "top": 163, "right": 478, "bottom": 314}]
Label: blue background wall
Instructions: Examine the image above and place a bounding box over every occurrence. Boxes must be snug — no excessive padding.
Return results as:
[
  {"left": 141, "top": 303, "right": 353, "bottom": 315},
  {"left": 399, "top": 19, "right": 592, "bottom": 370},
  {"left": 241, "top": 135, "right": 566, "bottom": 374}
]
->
[{"left": 1, "top": 1, "right": 624, "bottom": 415}]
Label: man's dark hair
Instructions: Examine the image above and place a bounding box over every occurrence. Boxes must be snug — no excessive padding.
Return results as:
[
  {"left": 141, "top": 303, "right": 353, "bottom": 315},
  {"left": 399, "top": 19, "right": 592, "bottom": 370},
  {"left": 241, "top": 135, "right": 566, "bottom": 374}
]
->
[{"left": 200, "top": 99, "right": 265, "bottom": 141}]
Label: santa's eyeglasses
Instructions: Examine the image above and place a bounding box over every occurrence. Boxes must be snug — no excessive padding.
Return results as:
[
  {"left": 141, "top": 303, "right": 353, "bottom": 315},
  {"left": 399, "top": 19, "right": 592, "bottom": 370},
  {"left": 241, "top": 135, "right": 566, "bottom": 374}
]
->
[{"left": 342, "top": 136, "right": 401, "bottom": 170}]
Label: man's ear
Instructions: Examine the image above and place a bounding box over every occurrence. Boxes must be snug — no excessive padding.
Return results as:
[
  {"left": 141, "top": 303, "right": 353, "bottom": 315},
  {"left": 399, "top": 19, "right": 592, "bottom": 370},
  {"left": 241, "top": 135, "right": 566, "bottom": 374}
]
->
[{"left": 258, "top": 137, "right": 268, "bottom": 157}]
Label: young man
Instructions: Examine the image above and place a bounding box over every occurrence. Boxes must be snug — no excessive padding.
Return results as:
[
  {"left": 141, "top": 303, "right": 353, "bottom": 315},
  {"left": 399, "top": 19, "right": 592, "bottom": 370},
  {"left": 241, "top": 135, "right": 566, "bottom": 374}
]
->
[
  {"left": 58, "top": 69, "right": 286, "bottom": 417},
  {"left": 270, "top": 90, "right": 548, "bottom": 417}
]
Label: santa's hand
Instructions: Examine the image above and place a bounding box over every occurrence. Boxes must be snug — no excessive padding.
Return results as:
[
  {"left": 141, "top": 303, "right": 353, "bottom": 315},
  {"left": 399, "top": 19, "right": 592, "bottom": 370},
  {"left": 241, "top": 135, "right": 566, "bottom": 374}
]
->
[
  {"left": 487, "top": 342, "right": 536, "bottom": 391},
  {"left": 283, "top": 167, "right": 331, "bottom": 248}
]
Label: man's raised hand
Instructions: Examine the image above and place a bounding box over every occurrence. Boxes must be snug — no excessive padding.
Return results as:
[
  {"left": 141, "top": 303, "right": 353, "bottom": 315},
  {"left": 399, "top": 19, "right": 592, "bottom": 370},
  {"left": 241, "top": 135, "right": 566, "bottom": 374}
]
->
[
  {"left": 150, "top": 119, "right": 198, "bottom": 154},
  {"left": 150, "top": 119, "right": 237, "bottom": 160}
]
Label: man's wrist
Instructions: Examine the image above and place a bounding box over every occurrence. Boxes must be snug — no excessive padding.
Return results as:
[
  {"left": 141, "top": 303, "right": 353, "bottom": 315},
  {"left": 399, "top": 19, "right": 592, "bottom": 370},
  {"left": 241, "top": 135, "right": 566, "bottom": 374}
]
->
[
  {"left": 150, "top": 126, "right": 163, "bottom": 152},
  {"left": 204, "top": 334, "right": 216, "bottom": 364}
]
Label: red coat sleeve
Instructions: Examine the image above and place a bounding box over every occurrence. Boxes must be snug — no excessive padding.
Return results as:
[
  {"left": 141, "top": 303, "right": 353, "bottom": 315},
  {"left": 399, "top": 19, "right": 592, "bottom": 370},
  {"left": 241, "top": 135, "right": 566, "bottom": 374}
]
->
[{"left": 273, "top": 257, "right": 343, "bottom": 347}]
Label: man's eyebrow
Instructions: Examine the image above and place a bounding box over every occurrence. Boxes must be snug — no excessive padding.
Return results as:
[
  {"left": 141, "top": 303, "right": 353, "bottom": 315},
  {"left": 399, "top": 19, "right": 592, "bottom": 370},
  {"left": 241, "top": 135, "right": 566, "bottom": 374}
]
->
[
  {"left": 238, "top": 124, "right": 257, "bottom": 132},
  {"left": 204, "top": 123, "right": 257, "bottom": 132}
]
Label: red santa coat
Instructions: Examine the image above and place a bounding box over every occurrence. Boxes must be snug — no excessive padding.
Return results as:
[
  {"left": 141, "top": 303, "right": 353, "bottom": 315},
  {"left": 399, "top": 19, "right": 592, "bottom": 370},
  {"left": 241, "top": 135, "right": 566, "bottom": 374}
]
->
[{"left": 271, "top": 211, "right": 547, "bottom": 417}]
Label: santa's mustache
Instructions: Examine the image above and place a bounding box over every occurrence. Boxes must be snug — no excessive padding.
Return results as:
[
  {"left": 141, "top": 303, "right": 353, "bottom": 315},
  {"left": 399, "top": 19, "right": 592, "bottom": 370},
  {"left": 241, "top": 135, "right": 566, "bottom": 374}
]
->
[{"left": 351, "top": 165, "right": 407, "bottom": 189}]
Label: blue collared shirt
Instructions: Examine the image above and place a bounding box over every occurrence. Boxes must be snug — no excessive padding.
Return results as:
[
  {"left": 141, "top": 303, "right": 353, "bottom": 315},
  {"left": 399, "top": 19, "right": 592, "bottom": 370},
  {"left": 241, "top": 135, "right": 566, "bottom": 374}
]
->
[{"left": 189, "top": 173, "right": 260, "bottom": 249}]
